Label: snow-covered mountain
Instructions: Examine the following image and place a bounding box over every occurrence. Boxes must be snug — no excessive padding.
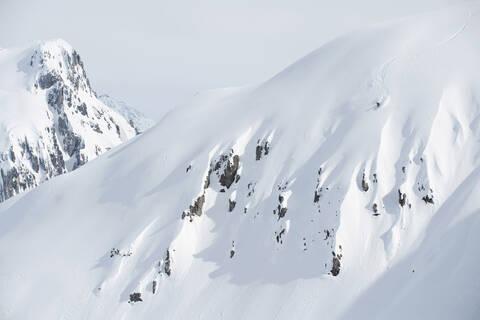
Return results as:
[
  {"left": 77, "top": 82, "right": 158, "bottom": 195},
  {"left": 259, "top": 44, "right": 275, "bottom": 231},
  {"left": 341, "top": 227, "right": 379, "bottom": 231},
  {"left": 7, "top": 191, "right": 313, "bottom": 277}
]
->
[
  {"left": 1, "top": 3, "right": 480, "bottom": 319},
  {"left": 0, "top": 39, "right": 147, "bottom": 202},
  {"left": 99, "top": 94, "right": 154, "bottom": 134}
]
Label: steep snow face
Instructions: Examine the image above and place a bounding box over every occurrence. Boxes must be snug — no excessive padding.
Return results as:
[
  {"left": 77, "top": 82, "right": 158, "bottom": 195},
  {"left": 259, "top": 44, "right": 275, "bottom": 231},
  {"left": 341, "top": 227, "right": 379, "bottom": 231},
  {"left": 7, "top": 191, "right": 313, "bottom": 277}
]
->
[
  {"left": 1, "top": 3, "right": 480, "bottom": 320},
  {"left": 0, "top": 39, "right": 137, "bottom": 201},
  {"left": 99, "top": 94, "right": 154, "bottom": 134}
]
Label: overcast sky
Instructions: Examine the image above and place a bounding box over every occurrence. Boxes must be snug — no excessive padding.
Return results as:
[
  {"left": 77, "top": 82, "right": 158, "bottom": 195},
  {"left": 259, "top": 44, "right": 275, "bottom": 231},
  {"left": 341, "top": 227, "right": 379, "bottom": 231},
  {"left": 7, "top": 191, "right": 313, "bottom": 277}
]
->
[{"left": 0, "top": 0, "right": 467, "bottom": 119}]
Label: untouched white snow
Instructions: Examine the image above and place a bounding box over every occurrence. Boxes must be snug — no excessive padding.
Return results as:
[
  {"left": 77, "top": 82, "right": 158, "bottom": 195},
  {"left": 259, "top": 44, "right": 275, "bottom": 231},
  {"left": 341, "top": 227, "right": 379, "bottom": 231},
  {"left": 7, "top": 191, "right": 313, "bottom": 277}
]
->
[
  {"left": 1, "top": 3, "right": 480, "bottom": 319},
  {"left": 99, "top": 94, "right": 154, "bottom": 134}
]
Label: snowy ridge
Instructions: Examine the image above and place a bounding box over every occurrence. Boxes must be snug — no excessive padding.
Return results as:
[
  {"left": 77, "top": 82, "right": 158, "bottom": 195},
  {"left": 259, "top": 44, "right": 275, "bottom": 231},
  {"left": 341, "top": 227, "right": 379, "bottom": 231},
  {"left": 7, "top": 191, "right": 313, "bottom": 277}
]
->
[
  {"left": 99, "top": 94, "right": 154, "bottom": 134},
  {"left": 0, "top": 39, "right": 138, "bottom": 201},
  {"left": 1, "top": 3, "right": 480, "bottom": 319}
]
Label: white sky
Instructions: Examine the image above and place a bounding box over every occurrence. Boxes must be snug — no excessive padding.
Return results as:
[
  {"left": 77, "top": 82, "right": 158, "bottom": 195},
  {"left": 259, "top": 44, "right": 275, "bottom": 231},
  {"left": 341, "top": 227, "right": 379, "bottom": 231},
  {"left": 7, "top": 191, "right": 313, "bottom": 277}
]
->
[{"left": 0, "top": 0, "right": 467, "bottom": 119}]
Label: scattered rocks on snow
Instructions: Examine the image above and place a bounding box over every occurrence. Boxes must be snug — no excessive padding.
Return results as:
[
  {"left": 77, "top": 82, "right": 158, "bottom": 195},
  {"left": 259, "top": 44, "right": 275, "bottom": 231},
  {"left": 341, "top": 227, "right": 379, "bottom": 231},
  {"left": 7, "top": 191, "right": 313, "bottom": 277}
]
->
[{"left": 110, "top": 248, "right": 132, "bottom": 258}]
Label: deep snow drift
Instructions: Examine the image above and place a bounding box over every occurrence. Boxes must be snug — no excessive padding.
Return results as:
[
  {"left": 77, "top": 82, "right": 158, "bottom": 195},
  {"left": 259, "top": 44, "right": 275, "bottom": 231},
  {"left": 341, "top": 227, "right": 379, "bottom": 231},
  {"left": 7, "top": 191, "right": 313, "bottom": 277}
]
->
[
  {"left": 0, "top": 39, "right": 151, "bottom": 202},
  {"left": 1, "top": 3, "right": 480, "bottom": 319}
]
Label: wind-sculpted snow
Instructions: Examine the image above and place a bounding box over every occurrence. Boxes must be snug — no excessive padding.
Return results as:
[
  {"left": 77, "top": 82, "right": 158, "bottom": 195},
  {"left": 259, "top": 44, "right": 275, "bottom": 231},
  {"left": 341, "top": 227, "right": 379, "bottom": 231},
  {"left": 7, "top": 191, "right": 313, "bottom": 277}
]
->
[
  {"left": 1, "top": 3, "right": 480, "bottom": 319},
  {"left": 0, "top": 40, "right": 142, "bottom": 202}
]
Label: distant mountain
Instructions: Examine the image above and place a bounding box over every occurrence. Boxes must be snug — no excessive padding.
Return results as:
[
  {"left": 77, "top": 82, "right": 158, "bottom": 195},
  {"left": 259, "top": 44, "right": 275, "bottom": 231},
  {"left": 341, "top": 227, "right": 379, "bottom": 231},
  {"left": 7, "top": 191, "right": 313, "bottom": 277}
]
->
[
  {"left": 0, "top": 39, "right": 139, "bottom": 202},
  {"left": 99, "top": 94, "right": 154, "bottom": 134},
  {"left": 1, "top": 3, "right": 480, "bottom": 320}
]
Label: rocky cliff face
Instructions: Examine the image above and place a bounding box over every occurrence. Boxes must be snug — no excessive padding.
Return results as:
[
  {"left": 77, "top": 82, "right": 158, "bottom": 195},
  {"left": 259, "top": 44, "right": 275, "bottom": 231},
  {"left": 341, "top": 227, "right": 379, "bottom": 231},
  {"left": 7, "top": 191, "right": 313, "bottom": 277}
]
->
[{"left": 0, "top": 39, "right": 145, "bottom": 202}]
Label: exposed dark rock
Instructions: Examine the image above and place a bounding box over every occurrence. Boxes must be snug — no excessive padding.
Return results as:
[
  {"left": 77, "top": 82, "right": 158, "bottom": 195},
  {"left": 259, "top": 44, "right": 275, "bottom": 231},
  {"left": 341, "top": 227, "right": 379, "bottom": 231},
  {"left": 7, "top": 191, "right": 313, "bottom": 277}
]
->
[
  {"left": 190, "top": 194, "right": 205, "bottom": 216},
  {"left": 129, "top": 292, "right": 142, "bottom": 303},
  {"left": 152, "top": 280, "right": 158, "bottom": 294},
  {"left": 277, "top": 205, "right": 287, "bottom": 219},
  {"left": 63, "top": 131, "right": 84, "bottom": 157},
  {"left": 230, "top": 241, "right": 235, "bottom": 258},
  {"left": 47, "top": 86, "right": 65, "bottom": 112},
  {"left": 38, "top": 72, "right": 60, "bottom": 89},
  {"left": 9, "top": 147, "right": 15, "bottom": 162},
  {"left": 324, "top": 229, "right": 331, "bottom": 240},
  {"left": 422, "top": 195, "right": 434, "bottom": 204},
  {"left": 256, "top": 145, "right": 263, "bottom": 161},
  {"left": 398, "top": 190, "right": 407, "bottom": 207},
  {"left": 373, "top": 203, "right": 378, "bottom": 214},
  {"left": 204, "top": 169, "right": 212, "bottom": 189},
  {"left": 361, "top": 173, "right": 369, "bottom": 192},
  {"left": 264, "top": 141, "right": 270, "bottom": 155},
  {"left": 274, "top": 192, "right": 289, "bottom": 219},
  {"left": 110, "top": 248, "right": 120, "bottom": 257},
  {"left": 219, "top": 155, "right": 240, "bottom": 189},
  {"left": 331, "top": 251, "right": 342, "bottom": 276},
  {"left": 110, "top": 248, "right": 132, "bottom": 258},
  {"left": 48, "top": 128, "right": 66, "bottom": 175},
  {"left": 90, "top": 122, "right": 103, "bottom": 134},
  {"left": 164, "top": 250, "right": 171, "bottom": 276},
  {"left": 256, "top": 140, "right": 270, "bottom": 160},
  {"left": 77, "top": 103, "right": 88, "bottom": 116},
  {"left": 182, "top": 193, "right": 206, "bottom": 221},
  {"left": 228, "top": 199, "right": 236, "bottom": 212},
  {"left": 275, "top": 228, "right": 286, "bottom": 243},
  {"left": 20, "top": 138, "right": 40, "bottom": 173},
  {"left": 247, "top": 182, "right": 256, "bottom": 197}
]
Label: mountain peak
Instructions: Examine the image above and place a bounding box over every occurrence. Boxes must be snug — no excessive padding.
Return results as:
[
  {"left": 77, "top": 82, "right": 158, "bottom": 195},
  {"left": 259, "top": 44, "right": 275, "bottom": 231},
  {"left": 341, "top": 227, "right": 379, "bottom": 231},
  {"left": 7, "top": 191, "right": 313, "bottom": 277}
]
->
[{"left": 0, "top": 40, "right": 143, "bottom": 202}]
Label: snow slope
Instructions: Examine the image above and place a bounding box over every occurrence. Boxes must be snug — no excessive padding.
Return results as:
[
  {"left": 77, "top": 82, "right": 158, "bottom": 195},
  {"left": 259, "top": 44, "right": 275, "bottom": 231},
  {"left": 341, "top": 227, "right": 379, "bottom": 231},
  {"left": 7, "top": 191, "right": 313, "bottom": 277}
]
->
[
  {"left": 0, "top": 40, "right": 142, "bottom": 202},
  {"left": 1, "top": 3, "right": 480, "bottom": 319},
  {"left": 99, "top": 94, "right": 154, "bottom": 134}
]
